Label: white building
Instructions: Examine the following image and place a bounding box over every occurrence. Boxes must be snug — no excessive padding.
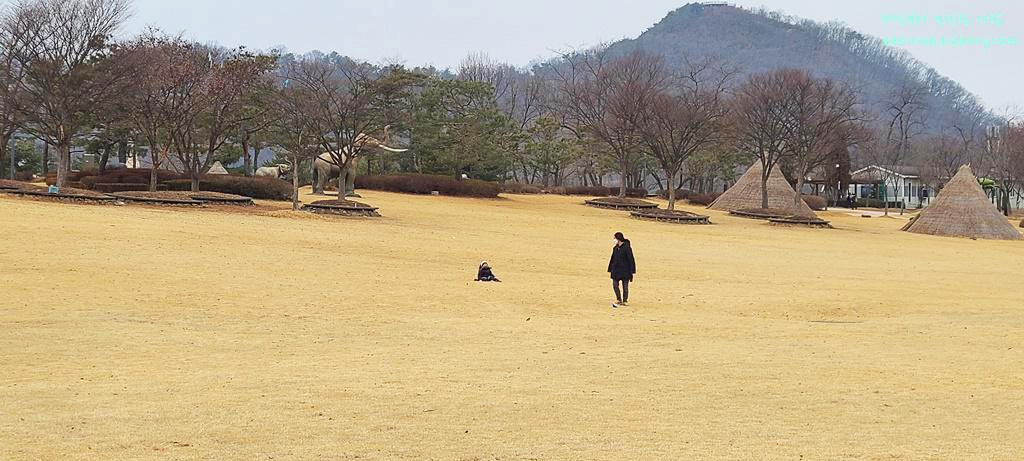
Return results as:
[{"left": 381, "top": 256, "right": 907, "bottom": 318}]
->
[
  {"left": 849, "top": 165, "right": 933, "bottom": 209},
  {"left": 849, "top": 165, "right": 1024, "bottom": 210}
]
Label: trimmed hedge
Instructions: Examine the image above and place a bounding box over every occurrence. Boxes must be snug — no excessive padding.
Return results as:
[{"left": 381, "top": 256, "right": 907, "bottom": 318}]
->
[
  {"left": 687, "top": 192, "right": 722, "bottom": 206},
  {"left": 658, "top": 189, "right": 694, "bottom": 200},
  {"left": 802, "top": 195, "right": 827, "bottom": 211},
  {"left": 163, "top": 175, "right": 292, "bottom": 201},
  {"left": 545, "top": 186, "right": 648, "bottom": 198},
  {"left": 500, "top": 183, "right": 543, "bottom": 194},
  {"left": 93, "top": 183, "right": 169, "bottom": 193},
  {"left": 50, "top": 168, "right": 181, "bottom": 189},
  {"left": 45, "top": 168, "right": 98, "bottom": 185},
  {"left": 355, "top": 174, "right": 500, "bottom": 198}
]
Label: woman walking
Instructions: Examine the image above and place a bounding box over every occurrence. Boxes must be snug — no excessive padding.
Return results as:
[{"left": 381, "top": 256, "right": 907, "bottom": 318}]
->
[{"left": 608, "top": 232, "right": 636, "bottom": 308}]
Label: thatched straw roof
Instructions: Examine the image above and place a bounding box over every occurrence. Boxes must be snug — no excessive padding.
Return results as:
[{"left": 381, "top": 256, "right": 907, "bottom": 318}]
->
[
  {"left": 708, "top": 161, "right": 815, "bottom": 217},
  {"left": 207, "top": 161, "right": 229, "bottom": 175},
  {"left": 904, "top": 165, "right": 1021, "bottom": 240}
]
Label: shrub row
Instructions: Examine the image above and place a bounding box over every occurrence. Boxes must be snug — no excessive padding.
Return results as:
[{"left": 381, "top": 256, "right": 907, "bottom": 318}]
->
[
  {"left": 92, "top": 183, "right": 169, "bottom": 193},
  {"left": 687, "top": 192, "right": 722, "bottom": 206},
  {"left": 801, "top": 195, "right": 828, "bottom": 211},
  {"left": 500, "top": 183, "right": 543, "bottom": 194},
  {"left": 545, "top": 186, "right": 648, "bottom": 198},
  {"left": 163, "top": 176, "right": 292, "bottom": 200},
  {"left": 47, "top": 168, "right": 181, "bottom": 187},
  {"left": 658, "top": 189, "right": 695, "bottom": 200},
  {"left": 355, "top": 174, "right": 500, "bottom": 198}
]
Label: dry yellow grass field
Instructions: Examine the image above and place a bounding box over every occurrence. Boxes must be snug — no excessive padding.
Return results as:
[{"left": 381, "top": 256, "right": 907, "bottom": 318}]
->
[{"left": 2, "top": 189, "right": 1023, "bottom": 460}]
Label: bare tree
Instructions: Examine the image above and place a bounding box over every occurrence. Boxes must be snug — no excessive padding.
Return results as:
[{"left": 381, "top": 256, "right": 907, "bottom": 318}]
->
[
  {"left": 868, "top": 80, "right": 929, "bottom": 215},
  {"left": 110, "top": 32, "right": 186, "bottom": 191},
  {"left": 0, "top": 20, "right": 25, "bottom": 179},
  {"left": 732, "top": 69, "right": 795, "bottom": 209},
  {"left": 1, "top": 0, "right": 130, "bottom": 188},
  {"left": 270, "top": 76, "right": 322, "bottom": 210},
  {"left": 636, "top": 58, "right": 733, "bottom": 210},
  {"left": 165, "top": 46, "right": 276, "bottom": 191},
  {"left": 988, "top": 118, "right": 1024, "bottom": 215},
  {"left": 779, "top": 70, "right": 863, "bottom": 210},
  {"left": 552, "top": 49, "right": 666, "bottom": 198},
  {"left": 282, "top": 54, "right": 385, "bottom": 196}
]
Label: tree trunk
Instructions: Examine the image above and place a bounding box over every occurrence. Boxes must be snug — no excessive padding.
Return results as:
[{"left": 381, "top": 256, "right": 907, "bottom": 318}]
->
[
  {"left": 337, "top": 163, "right": 346, "bottom": 200},
  {"left": 666, "top": 171, "right": 676, "bottom": 211},
  {"left": 793, "top": 174, "right": 806, "bottom": 211},
  {"left": 55, "top": 142, "right": 70, "bottom": 189},
  {"left": 98, "top": 145, "right": 111, "bottom": 174},
  {"left": 191, "top": 174, "right": 200, "bottom": 192},
  {"left": 0, "top": 134, "right": 10, "bottom": 180},
  {"left": 252, "top": 141, "right": 261, "bottom": 172},
  {"left": 292, "top": 155, "right": 301, "bottom": 211},
  {"left": 242, "top": 137, "right": 252, "bottom": 176},
  {"left": 760, "top": 169, "right": 770, "bottom": 209},
  {"left": 651, "top": 171, "right": 664, "bottom": 193},
  {"left": 883, "top": 182, "right": 890, "bottom": 216},
  {"left": 618, "top": 157, "right": 628, "bottom": 198},
  {"left": 117, "top": 140, "right": 128, "bottom": 164},
  {"left": 41, "top": 144, "right": 49, "bottom": 178},
  {"left": 149, "top": 150, "right": 159, "bottom": 192}
]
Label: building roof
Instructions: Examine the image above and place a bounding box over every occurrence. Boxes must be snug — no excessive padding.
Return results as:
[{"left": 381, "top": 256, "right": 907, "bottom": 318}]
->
[{"left": 851, "top": 165, "right": 922, "bottom": 182}]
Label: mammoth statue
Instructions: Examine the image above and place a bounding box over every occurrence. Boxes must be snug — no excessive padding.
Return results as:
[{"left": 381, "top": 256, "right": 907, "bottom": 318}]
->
[
  {"left": 312, "top": 129, "right": 408, "bottom": 196},
  {"left": 255, "top": 164, "right": 292, "bottom": 180}
]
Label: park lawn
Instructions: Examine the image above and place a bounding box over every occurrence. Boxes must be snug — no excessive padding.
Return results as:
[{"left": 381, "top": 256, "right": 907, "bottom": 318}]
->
[{"left": 1, "top": 189, "right": 1023, "bottom": 460}]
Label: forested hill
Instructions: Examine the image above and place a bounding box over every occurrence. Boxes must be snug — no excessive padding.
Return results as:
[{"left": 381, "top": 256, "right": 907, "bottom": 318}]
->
[{"left": 605, "top": 3, "right": 992, "bottom": 132}]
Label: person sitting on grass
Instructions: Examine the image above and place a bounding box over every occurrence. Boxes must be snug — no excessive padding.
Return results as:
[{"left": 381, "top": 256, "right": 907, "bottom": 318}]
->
[{"left": 475, "top": 261, "right": 501, "bottom": 282}]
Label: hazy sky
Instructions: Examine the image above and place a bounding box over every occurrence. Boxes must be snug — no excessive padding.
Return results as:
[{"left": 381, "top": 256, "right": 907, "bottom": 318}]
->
[{"left": 123, "top": 0, "right": 1023, "bottom": 110}]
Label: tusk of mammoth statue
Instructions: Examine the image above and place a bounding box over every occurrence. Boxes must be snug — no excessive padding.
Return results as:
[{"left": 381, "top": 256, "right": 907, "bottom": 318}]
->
[{"left": 378, "top": 145, "right": 409, "bottom": 153}]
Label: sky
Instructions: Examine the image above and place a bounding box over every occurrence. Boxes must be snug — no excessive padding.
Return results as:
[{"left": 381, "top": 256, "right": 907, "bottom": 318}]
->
[{"left": 122, "top": 0, "right": 1023, "bottom": 111}]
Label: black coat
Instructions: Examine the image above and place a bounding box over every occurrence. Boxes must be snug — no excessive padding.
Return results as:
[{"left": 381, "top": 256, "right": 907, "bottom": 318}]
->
[
  {"left": 477, "top": 266, "right": 497, "bottom": 281},
  {"left": 608, "top": 240, "right": 636, "bottom": 281}
]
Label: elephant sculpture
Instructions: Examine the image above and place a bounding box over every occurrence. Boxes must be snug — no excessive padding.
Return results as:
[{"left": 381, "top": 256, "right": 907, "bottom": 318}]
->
[
  {"left": 255, "top": 164, "right": 292, "bottom": 180},
  {"left": 312, "top": 130, "right": 408, "bottom": 196}
]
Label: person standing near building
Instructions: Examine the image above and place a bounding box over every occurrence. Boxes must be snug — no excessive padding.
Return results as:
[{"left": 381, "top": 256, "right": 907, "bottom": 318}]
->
[{"left": 608, "top": 232, "right": 636, "bottom": 308}]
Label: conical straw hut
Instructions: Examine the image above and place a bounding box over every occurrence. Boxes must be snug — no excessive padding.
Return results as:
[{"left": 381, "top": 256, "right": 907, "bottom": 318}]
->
[
  {"left": 709, "top": 161, "right": 815, "bottom": 217},
  {"left": 207, "top": 161, "right": 229, "bottom": 175},
  {"left": 904, "top": 165, "right": 1021, "bottom": 240}
]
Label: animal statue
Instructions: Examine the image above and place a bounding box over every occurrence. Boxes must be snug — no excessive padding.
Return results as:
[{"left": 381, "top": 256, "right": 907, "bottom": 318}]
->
[
  {"left": 104, "top": 159, "right": 128, "bottom": 171},
  {"left": 312, "top": 128, "right": 408, "bottom": 196},
  {"left": 255, "top": 164, "right": 292, "bottom": 180}
]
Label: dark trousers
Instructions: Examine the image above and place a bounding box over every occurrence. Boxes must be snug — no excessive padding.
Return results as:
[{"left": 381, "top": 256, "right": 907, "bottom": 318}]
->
[{"left": 613, "top": 279, "right": 630, "bottom": 303}]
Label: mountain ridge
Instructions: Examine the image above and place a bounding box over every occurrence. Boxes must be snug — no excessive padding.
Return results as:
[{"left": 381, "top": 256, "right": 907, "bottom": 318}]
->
[{"left": 602, "top": 3, "right": 991, "bottom": 132}]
